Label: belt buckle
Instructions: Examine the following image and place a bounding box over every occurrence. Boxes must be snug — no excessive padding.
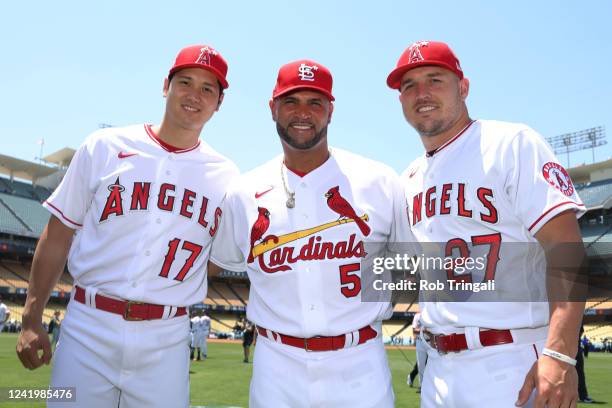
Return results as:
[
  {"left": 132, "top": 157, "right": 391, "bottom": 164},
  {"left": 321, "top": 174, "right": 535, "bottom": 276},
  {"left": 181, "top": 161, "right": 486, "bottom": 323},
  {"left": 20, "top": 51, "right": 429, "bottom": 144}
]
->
[
  {"left": 123, "top": 301, "right": 145, "bottom": 321},
  {"left": 424, "top": 330, "right": 448, "bottom": 355},
  {"left": 304, "top": 336, "right": 321, "bottom": 352}
]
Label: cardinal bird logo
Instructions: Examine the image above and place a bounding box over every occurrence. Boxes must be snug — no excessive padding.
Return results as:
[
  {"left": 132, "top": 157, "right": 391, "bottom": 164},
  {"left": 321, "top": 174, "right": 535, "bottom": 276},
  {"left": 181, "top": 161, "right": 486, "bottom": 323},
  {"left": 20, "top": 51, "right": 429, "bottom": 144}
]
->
[
  {"left": 248, "top": 207, "right": 271, "bottom": 263},
  {"left": 325, "top": 186, "right": 371, "bottom": 236}
]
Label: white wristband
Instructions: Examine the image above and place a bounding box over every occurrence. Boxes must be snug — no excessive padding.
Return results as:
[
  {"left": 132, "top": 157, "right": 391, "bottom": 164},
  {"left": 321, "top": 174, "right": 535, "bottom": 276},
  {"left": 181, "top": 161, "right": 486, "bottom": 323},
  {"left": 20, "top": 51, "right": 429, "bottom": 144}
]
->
[{"left": 542, "top": 347, "right": 577, "bottom": 366}]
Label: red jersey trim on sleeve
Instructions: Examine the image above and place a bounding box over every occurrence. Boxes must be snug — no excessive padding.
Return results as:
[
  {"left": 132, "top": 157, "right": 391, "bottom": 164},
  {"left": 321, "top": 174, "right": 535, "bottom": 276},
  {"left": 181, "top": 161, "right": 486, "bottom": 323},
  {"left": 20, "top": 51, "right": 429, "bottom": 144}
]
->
[
  {"left": 528, "top": 201, "right": 586, "bottom": 232},
  {"left": 44, "top": 201, "right": 83, "bottom": 228}
]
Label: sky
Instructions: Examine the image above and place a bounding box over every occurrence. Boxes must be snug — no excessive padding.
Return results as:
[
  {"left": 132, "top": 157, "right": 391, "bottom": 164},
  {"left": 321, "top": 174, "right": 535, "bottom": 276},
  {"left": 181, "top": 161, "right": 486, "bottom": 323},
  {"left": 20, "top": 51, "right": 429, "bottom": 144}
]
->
[{"left": 2, "top": 1, "right": 611, "bottom": 173}]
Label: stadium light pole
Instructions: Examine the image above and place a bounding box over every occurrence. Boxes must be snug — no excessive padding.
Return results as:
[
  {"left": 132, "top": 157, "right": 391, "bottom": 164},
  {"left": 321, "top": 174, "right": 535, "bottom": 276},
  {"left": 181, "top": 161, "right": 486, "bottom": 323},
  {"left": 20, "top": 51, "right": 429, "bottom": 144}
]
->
[{"left": 546, "top": 126, "right": 606, "bottom": 168}]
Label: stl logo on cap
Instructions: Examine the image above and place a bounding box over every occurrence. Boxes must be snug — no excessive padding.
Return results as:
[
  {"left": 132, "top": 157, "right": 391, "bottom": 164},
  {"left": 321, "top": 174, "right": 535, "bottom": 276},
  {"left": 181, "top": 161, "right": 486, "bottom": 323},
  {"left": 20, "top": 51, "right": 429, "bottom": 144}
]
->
[
  {"left": 298, "top": 63, "right": 318, "bottom": 82},
  {"left": 271, "top": 59, "right": 335, "bottom": 101},
  {"left": 408, "top": 41, "right": 429, "bottom": 64},
  {"left": 196, "top": 46, "right": 218, "bottom": 66}
]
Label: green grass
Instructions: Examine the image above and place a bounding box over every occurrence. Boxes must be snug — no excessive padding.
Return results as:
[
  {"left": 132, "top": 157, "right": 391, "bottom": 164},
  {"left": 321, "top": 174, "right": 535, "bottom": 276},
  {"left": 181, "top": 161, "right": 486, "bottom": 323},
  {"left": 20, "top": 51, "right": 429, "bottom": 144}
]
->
[{"left": 1, "top": 334, "right": 610, "bottom": 407}]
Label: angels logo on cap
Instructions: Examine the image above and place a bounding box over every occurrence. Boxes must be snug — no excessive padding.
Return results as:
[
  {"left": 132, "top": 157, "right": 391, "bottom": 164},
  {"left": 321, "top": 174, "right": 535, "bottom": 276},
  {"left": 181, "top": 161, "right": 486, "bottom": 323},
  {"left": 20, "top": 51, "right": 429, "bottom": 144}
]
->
[
  {"left": 408, "top": 41, "right": 429, "bottom": 64},
  {"left": 386, "top": 40, "right": 464, "bottom": 90},
  {"left": 195, "top": 46, "right": 218, "bottom": 66},
  {"left": 168, "top": 44, "right": 229, "bottom": 89}
]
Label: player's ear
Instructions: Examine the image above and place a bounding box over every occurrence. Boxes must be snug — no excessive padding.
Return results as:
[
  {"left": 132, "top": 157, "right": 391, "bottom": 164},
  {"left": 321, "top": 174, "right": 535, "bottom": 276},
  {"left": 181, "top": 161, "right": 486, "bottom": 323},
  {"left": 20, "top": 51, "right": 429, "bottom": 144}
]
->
[
  {"left": 459, "top": 77, "right": 469, "bottom": 101},
  {"left": 215, "top": 93, "right": 224, "bottom": 112},
  {"left": 269, "top": 99, "right": 278, "bottom": 122},
  {"left": 163, "top": 78, "right": 170, "bottom": 97},
  {"left": 327, "top": 101, "right": 334, "bottom": 124}
]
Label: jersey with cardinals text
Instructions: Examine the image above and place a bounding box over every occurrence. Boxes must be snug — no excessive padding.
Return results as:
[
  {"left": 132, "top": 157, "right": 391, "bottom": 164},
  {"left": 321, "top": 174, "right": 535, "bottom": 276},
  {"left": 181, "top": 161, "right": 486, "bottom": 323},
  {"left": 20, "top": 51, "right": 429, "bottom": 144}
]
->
[
  {"left": 211, "top": 148, "right": 416, "bottom": 337},
  {"left": 401, "top": 119, "right": 585, "bottom": 332},
  {"left": 44, "top": 124, "right": 239, "bottom": 306}
]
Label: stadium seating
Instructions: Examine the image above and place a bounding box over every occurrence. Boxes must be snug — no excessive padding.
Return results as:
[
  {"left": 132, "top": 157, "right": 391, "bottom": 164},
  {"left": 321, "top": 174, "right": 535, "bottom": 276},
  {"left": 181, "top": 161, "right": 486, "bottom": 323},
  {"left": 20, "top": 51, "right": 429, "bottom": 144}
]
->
[
  {"left": 33, "top": 185, "right": 52, "bottom": 202},
  {"left": 5, "top": 301, "right": 26, "bottom": 321},
  {"left": 0, "top": 260, "right": 72, "bottom": 293},
  {"left": 576, "top": 179, "right": 612, "bottom": 209},
  {"left": 0, "top": 262, "right": 28, "bottom": 289},
  {"left": 585, "top": 297, "right": 607, "bottom": 309},
  {"left": 208, "top": 312, "right": 241, "bottom": 334},
  {"left": 584, "top": 322, "right": 612, "bottom": 344},
  {"left": 0, "top": 200, "right": 30, "bottom": 236},
  {"left": 8, "top": 180, "right": 36, "bottom": 199},
  {"left": 0, "top": 193, "right": 49, "bottom": 235},
  {"left": 0, "top": 267, "right": 28, "bottom": 289},
  {"left": 232, "top": 285, "right": 249, "bottom": 304},
  {"left": 213, "top": 282, "right": 243, "bottom": 307},
  {"left": 0, "top": 178, "right": 12, "bottom": 194},
  {"left": 207, "top": 283, "right": 231, "bottom": 307}
]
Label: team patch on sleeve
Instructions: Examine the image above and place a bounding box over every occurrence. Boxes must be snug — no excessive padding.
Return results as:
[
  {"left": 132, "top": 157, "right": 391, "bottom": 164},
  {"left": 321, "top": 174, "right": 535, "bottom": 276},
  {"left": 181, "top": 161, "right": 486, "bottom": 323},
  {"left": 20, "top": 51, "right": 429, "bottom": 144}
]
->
[{"left": 542, "top": 162, "right": 574, "bottom": 197}]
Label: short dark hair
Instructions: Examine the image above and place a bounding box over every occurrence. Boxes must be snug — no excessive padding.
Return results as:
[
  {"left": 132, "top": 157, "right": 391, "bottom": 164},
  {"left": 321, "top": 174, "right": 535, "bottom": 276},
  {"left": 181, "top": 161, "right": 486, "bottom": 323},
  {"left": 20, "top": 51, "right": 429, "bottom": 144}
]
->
[{"left": 167, "top": 73, "right": 224, "bottom": 99}]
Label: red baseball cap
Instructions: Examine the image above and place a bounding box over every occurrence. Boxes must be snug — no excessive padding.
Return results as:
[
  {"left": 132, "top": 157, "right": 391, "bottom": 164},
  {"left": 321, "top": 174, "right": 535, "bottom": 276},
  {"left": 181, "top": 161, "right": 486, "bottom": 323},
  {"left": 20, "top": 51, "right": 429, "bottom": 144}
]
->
[
  {"left": 272, "top": 59, "right": 334, "bottom": 101},
  {"left": 387, "top": 40, "right": 463, "bottom": 90},
  {"left": 168, "top": 45, "right": 229, "bottom": 89}
]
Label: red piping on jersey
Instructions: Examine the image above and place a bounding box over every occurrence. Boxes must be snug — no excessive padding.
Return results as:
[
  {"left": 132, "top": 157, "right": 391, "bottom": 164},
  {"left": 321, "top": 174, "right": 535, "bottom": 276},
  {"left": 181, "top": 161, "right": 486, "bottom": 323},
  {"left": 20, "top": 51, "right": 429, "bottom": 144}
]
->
[
  {"left": 426, "top": 120, "right": 476, "bottom": 157},
  {"left": 528, "top": 201, "right": 586, "bottom": 232},
  {"left": 284, "top": 162, "right": 308, "bottom": 177},
  {"left": 144, "top": 124, "right": 201, "bottom": 153},
  {"left": 45, "top": 201, "right": 83, "bottom": 227}
]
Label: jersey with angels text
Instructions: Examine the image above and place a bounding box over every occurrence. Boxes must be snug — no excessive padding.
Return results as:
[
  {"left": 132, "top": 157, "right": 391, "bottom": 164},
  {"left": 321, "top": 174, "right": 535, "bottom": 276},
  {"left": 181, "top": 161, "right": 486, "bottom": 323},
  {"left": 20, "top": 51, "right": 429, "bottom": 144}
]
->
[
  {"left": 44, "top": 124, "right": 239, "bottom": 307},
  {"left": 401, "top": 120, "right": 585, "bottom": 333}
]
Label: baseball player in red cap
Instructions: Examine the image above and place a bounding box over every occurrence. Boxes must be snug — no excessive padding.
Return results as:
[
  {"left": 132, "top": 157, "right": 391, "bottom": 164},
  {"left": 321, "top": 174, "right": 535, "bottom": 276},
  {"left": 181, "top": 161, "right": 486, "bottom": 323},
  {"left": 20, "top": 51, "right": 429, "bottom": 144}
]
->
[
  {"left": 210, "top": 59, "right": 416, "bottom": 407},
  {"left": 16, "top": 44, "right": 238, "bottom": 408},
  {"left": 388, "top": 40, "right": 586, "bottom": 407}
]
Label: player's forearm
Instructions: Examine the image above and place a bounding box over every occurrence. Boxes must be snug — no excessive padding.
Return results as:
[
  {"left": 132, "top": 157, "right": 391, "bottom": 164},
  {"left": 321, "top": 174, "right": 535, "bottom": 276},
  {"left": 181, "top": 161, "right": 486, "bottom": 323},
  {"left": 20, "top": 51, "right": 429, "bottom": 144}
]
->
[
  {"left": 545, "top": 300, "right": 584, "bottom": 357},
  {"left": 22, "top": 222, "right": 73, "bottom": 326}
]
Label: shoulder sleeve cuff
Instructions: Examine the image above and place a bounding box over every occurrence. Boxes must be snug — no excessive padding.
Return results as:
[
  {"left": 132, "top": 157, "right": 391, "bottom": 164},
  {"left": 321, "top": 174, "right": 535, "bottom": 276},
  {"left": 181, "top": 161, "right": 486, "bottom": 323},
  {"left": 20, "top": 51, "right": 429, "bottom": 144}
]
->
[
  {"left": 528, "top": 201, "right": 586, "bottom": 235},
  {"left": 43, "top": 201, "right": 83, "bottom": 229}
]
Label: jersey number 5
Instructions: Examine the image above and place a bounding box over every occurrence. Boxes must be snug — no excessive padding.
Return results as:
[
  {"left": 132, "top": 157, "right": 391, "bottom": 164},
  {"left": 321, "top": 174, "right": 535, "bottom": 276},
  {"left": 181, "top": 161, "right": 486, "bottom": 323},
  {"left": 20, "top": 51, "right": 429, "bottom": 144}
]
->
[
  {"left": 159, "top": 238, "right": 203, "bottom": 281},
  {"left": 339, "top": 263, "right": 361, "bottom": 298},
  {"left": 445, "top": 233, "right": 501, "bottom": 283}
]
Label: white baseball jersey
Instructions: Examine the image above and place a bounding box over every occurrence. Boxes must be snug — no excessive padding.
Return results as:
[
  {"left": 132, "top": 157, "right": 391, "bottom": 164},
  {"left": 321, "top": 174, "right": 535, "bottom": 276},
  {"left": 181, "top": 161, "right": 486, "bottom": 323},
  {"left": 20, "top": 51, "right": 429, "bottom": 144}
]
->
[
  {"left": 211, "top": 148, "right": 415, "bottom": 337},
  {"left": 201, "top": 315, "right": 211, "bottom": 332},
  {"left": 190, "top": 315, "right": 210, "bottom": 332},
  {"left": 44, "top": 124, "right": 239, "bottom": 307},
  {"left": 0, "top": 302, "right": 8, "bottom": 322},
  {"left": 401, "top": 120, "right": 585, "bottom": 332},
  {"left": 190, "top": 316, "right": 201, "bottom": 331}
]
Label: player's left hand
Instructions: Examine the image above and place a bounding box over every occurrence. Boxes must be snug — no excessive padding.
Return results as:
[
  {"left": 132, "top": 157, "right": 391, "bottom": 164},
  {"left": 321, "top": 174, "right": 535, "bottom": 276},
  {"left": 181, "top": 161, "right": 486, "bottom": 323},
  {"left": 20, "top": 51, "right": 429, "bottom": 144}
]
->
[{"left": 515, "top": 355, "right": 578, "bottom": 407}]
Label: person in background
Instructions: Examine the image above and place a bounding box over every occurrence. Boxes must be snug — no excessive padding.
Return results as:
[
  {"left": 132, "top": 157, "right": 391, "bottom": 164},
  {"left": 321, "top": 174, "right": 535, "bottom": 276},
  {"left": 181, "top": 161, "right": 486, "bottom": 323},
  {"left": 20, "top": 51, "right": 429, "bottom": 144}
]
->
[
  {"left": 48, "top": 310, "right": 62, "bottom": 351},
  {"left": 576, "top": 325, "right": 594, "bottom": 403},
  {"left": 242, "top": 319, "right": 256, "bottom": 363}
]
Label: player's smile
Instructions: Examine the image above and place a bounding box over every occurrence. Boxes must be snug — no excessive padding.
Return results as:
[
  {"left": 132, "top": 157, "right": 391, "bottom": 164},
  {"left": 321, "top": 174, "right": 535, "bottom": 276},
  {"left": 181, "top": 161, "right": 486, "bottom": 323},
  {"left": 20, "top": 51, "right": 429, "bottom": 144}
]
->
[
  {"left": 272, "top": 90, "right": 333, "bottom": 151},
  {"left": 181, "top": 104, "right": 200, "bottom": 113},
  {"left": 415, "top": 104, "right": 438, "bottom": 114},
  {"left": 289, "top": 121, "right": 315, "bottom": 135}
]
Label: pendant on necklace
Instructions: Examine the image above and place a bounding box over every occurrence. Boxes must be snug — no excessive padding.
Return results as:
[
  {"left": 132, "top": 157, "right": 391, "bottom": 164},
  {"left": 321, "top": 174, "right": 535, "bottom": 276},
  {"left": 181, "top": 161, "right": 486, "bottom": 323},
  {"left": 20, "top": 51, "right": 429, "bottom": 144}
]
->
[{"left": 286, "top": 194, "right": 295, "bottom": 208}]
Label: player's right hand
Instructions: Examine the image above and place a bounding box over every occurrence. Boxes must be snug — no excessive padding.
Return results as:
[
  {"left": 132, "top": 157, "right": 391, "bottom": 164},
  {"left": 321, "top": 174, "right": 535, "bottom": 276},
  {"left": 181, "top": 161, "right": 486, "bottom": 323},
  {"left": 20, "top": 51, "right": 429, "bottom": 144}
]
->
[{"left": 16, "top": 323, "right": 52, "bottom": 370}]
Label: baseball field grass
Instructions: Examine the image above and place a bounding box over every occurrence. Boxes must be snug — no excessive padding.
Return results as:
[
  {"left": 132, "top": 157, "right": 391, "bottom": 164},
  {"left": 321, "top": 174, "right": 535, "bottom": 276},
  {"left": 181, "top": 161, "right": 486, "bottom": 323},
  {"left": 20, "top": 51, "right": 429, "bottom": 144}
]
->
[{"left": 0, "top": 334, "right": 610, "bottom": 407}]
